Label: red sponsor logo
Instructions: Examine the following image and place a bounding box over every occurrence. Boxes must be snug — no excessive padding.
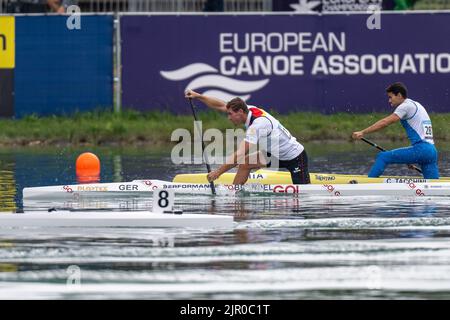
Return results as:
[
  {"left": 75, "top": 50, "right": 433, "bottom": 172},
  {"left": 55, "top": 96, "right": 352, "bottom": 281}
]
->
[
  {"left": 141, "top": 180, "right": 158, "bottom": 190},
  {"left": 407, "top": 182, "right": 425, "bottom": 196},
  {"left": 323, "top": 184, "right": 341, "bottom": 196},
  {"left": 63, "top": 185, "right": 73, "bottom": 193},
  {"left": 273, "top": 185, "right": 300, "bottom": 193}
]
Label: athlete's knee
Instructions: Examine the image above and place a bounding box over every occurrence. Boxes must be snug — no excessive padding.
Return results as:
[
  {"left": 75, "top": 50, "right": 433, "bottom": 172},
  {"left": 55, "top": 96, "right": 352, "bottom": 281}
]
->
[
  {"left": 238, "top": 163, "right": 258, "bottom": 171},
  {"left": 422, "top": 165, "right": 440, "bottom": 179},
  {"left": 375, "top": 151, "right": 391, "bottom": 163},
  {"left": 237, "top": 164, "right": 250, "bottom": 171},
  {"left": 376, "top": 151, "right": 387, "bottom": 160}
]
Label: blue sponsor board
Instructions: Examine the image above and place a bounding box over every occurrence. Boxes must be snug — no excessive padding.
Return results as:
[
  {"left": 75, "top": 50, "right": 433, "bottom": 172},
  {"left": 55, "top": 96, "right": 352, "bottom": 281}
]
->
[
  {"left": 121, "top": 13, "right": 450, "bottom": 114},
  {"left": 14, "top": 15, "right": 113, "bottom": 117}
]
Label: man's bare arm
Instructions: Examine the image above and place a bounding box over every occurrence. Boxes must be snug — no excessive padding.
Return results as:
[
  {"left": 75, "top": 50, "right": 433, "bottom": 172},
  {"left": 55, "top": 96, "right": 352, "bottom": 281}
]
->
[
  {"left": 352, "top": 113, "right": 400, "bottom": 139},
  {"left": 218, "top": 140, "right": 251, "bottom": 174},
  {"left": 207, "top": 141, "right": 252, "bottom": 181},
  {"left": 185, "top": 89, "right": 227, "bottom": 113}
]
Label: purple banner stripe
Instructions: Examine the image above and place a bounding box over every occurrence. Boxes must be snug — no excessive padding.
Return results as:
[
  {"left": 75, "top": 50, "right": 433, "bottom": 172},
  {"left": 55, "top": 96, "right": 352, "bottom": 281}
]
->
[{"left": 121, "top": 13, "right": 450, "bottom": 114}]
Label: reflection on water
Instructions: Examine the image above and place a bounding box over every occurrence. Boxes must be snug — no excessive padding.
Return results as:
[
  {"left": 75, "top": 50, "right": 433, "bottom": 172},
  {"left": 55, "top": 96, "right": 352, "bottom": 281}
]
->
[
  {"left": 0, "top": 146, "right": 450, "bottom": 299},
  {"left": 0, "top": 156, "right": 17, "bottom": 211}
]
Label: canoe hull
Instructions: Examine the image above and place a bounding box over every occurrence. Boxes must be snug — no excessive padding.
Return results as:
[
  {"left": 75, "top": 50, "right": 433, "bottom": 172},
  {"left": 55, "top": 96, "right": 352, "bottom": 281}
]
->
[
  {"left": 173, "top": 170, "right": 449, "bottom": 184},
  {"left": 23, "top": 179, "right": 450, "bottom": 199}
]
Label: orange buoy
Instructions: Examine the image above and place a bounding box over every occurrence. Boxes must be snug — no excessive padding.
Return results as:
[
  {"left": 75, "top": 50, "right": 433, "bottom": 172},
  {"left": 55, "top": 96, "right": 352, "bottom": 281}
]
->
[{"left": 76, "top": 152, "right": 100, "bottom": 183}]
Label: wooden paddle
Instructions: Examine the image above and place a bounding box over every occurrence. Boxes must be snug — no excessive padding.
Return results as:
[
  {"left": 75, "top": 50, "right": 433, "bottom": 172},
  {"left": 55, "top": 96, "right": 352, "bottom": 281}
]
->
[
  {"left": 188, "top": 98, "right": 216, "bottom": 195},
  {"left": 360, "top": 137, "right": 423, "bottom": 174}
]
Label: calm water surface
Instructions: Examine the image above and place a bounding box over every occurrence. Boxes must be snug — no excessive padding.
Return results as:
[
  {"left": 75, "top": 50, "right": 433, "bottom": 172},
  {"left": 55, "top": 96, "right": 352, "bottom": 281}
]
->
[{"left": 1, "top": 144, "right": 450, "bottom": 299}]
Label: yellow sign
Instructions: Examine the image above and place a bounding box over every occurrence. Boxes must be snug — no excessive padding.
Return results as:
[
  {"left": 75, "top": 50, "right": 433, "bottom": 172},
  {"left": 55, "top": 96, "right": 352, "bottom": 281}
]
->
[{"left": 0, "top": 16, "right": 15, "bottom": 69}]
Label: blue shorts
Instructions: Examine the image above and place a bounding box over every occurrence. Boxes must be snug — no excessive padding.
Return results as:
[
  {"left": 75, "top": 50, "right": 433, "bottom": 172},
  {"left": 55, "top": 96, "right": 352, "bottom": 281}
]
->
[{"left": 368, "top": 141, "right": 439, "bottom": 179}]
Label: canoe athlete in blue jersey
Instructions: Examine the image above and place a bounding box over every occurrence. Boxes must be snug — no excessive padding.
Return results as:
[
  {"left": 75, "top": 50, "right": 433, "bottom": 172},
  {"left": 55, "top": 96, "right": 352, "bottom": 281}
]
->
[{"left": 352, "top": 82, "right": 439, "bottom": 179}]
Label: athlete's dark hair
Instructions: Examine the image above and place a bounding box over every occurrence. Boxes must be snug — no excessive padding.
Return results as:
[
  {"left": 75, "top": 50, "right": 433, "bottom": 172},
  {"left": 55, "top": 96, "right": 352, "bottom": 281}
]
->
[
  {"left": 226, "top": 97, "right": 249, "bottom": 113},
  {"left": 386, "top": 82, "right": 408, "bottom": 98}
]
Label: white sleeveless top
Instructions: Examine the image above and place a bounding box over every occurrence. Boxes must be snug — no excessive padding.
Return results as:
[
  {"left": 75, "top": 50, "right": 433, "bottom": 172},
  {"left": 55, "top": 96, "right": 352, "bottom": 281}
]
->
[
  {"left": 244, "top": 106, "right": 304, "bottom": 161},
  {"left": 394, "top": 98, "right": 434, "bottom": 145}
]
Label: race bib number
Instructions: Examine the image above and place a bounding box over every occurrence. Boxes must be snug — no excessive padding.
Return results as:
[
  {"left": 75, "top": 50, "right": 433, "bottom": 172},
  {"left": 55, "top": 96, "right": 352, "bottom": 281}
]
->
[{"left": 422, "top": 121, "right": 433, "bottom": 140}]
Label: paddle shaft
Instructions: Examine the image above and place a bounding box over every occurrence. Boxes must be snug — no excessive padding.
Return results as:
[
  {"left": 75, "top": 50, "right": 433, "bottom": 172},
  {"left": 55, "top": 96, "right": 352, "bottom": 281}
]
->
[
  {"left": 361, "top": 137, "right": 386, "bottom": 152},
  {"left": 188, "top": 98, "right": 216, "bottom": 195},
  {"left": 360, "top": 137, "right": 423, "bottom": 174}
]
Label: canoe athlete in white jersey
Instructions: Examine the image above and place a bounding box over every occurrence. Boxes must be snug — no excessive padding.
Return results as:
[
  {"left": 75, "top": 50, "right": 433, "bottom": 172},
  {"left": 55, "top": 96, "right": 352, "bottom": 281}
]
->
[
  {"left": 352, "top": 82, "right": 439, "bottom": 179},
  {"left": 185, "top": 90, "right": 311, "bottom": 185}
]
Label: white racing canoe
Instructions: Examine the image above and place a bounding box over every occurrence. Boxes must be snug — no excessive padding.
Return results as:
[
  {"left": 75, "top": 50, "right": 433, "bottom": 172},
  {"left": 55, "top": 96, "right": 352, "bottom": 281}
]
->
[
  {"left": 22, "top": 179, "right": 450, "bottom": 198},
  {"left": 23, "top": 180, "right": 161, "bottom": 200},
  {"left": 0, "top": 211, "right": 233, "bottom": 228}
]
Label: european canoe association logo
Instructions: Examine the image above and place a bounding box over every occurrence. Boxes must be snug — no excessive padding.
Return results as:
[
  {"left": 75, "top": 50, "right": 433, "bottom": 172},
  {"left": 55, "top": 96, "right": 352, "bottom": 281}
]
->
[{"left": 160, "top": 62, "right": 269, "bottom": 102}]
